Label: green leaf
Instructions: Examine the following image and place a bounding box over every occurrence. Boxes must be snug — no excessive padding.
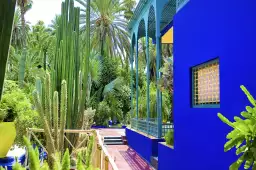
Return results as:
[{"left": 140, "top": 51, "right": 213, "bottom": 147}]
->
[
  {"left": 252, "top": 162, "right": 256, "bottom": 170},
  {"left": 245, "top": 159, "right": 253, "bottom": 169},
  {"left": 218, "top": 113, "right": 234, "bottom": 128},
  {"left": 224, "top": 136, "right": 244, "bottom": 152},
  {"left": 230, "top": 154, "right": 245, "bottom": 170},
  {"left": 226, "top": 129, "right": 239, "bottom": 139},
  {"left": 241, "top": 111, "right": 252, "bottom": 119},
  {"left": 236, "top": 145, "right": 247, "bottom": 155},
  {"left": 241, "top": 85, "right": 256, "bottom": 107},
  {"left": 246, "top": 106, "right": 254, "bottom": 114}
]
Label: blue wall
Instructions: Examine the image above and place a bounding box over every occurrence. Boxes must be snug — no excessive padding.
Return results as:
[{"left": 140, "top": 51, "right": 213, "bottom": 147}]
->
[
  {"left": 158, "top": 143, "right": 175, "bottom": 170},
  {"left": 126, "top": 128, "right": 164, "bottom": 163},
  {"left": 173, "top": 0, "right": 256, "bottom": 169}
]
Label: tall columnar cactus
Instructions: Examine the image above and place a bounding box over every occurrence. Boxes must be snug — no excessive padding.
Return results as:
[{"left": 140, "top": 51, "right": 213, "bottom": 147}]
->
[
  {"left": 59, "top": 80, "right": 67, "bottom": 153},
  {"left": 33, "top": 73, "right": 67, "bottom": 164},
  {"left": 52, "top": 0, "right": 90, "bottom": 146},
  {"left": 53, "top": 91, "right": 59, "bottom": 150}
]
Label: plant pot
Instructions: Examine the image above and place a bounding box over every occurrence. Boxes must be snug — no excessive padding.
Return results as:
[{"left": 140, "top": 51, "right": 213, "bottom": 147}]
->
[{"left": 0, "top": 122, "right": 16, "bottom": 158}]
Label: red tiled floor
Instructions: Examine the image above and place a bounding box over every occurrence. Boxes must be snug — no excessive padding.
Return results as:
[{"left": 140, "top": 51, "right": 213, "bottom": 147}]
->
[
  {"left": 99, "top": 129, "right": 154, "bottom": 170},
  {"left": 107, "top": 145, "right": 154, "bottom": 170}
]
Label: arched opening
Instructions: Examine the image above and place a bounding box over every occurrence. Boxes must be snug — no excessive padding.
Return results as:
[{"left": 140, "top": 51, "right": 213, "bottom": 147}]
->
[
  {"left": 131, "top": 33, "right": 136, "bottom": 118},
  {"left": 147, "top": 6, "right": 158, "bottom": 120},
  {"left": 136, "top": 19, "right": 147, "bottom": 119}
]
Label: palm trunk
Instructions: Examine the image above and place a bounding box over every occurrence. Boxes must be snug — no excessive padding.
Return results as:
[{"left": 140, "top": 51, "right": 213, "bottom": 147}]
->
[
  {"left": 20, "top": 4, "right": 26, "bottom": 47},
  {"left": 19, "top": 4, "right": 27, "bottom": 88}
]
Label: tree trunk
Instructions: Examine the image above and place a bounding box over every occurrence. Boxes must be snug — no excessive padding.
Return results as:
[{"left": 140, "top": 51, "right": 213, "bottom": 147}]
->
[
  {"left": 19, "top": 4, "right": 27, "bottom": 88},
  {"left": 20, "top": 4, "right": 26, "bottom": 47}
]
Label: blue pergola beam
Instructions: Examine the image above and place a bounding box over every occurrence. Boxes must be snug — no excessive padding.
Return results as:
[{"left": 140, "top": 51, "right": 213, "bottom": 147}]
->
[{"left": 135, "top": 37, "right": 139, "bottom": 129}]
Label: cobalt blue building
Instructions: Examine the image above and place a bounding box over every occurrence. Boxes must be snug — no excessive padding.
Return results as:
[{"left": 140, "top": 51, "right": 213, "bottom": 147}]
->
[{"left": 127, "top": 0, "right": 256, "bottom": 169}]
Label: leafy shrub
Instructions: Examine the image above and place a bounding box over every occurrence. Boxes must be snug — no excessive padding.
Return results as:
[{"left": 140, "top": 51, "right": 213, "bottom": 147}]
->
[
  {"left": 165, "top": 129, "right": 174, "bottom": 146},
  {"left": 83, "top": 108, "right": 96, "bottom": 130},
  {"left": 218, "top": 85, "right": 256, "bottom": 170},
  {"left": 132, "top": 82, "right": 171, "bottom": 121},
  {"left": 6, "top": 137, "right": 99, "bottom": 170},
  {"left": 95, "top": 101, "right": 111, "bottom": 125},
  {"left": 0, "top": 80, "right": 41, "bottom": 146}
]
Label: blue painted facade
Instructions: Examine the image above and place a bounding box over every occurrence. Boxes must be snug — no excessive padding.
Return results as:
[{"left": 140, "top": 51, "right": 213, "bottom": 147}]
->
[
  {"left": 126, "top": 128, "right": 164, "bottom": 163},
  {"left": 128, "top": 0, "right": 256, "bottom": 169},
  {"left": 173, "top": 0, "right": 256, "bottom": 169},
  {"left": 158, "top": 143, "right": 175, "bottom": 170}
]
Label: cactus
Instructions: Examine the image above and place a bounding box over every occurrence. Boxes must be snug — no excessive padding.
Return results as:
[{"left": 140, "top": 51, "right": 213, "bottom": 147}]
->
[
  {"left": 59, "top": 80, "right": 67, "bottom": 153},
  {"left": 51, "top": 0, "right": 91, "bottom": 147},
  {"left": 85, "top": 135, "right": 94, "bottom": 168},
  {"left": 33, "top": 73, "right": 68, "bottom": 165},
  {"left": 53, "top": 91, "right": 59, "bottom": 150}
]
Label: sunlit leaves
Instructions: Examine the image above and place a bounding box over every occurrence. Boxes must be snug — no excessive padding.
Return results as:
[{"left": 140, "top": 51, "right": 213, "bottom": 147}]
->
[{"left": 218, "top": 86, "right": 256, "bottom": 170}]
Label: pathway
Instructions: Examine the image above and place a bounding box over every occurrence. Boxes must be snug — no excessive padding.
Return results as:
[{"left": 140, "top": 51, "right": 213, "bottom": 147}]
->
[{"left": 98, "top": 128, "right": 154, "bottom": 170}]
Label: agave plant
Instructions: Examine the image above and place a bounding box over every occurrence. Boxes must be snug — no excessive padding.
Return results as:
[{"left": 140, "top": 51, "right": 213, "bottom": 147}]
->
[{"left": 218, "top": 85, "right": 256, "bottom": 170}]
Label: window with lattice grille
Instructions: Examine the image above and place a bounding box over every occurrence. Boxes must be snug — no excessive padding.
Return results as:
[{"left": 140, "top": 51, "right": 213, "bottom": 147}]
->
[{"left": 192, "top": 59, "right": 220, "bottom": 108}]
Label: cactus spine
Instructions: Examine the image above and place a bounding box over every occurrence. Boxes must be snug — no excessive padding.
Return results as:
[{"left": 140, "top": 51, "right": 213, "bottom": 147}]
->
[{"left": 33, "top": 73, "right": 67, "bottom": 165}]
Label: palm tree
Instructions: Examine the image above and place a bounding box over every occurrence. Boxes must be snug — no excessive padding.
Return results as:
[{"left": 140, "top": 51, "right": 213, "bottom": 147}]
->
[
  {"left": 76, "top": 0, "right": 131, "bottom": 66},
  {"left": 11, "top": 8, "right": 30, "bottom": 48},
  {"left": 17, "top": 0, "right": 32, "bottom": 45},
  {"left": 17, "top": 0, "right": 33, "bottom": 87},
  {"left": 122, "top": 0, "right": 136, "bottom": 21},
  {"left": 49, "top": 14, "right": 61, "bottom": 34}
]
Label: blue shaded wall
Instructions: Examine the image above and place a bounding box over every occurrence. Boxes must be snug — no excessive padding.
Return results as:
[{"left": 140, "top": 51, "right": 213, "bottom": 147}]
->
[
  {"left": 126, "top": 128, "right": 164, "bottom": 163},
  {"left": 173, "top": 0, "right": 256, "bottom": 169},
  {"left": 158, "top": 143, "right": 175, "bottom": 170}
]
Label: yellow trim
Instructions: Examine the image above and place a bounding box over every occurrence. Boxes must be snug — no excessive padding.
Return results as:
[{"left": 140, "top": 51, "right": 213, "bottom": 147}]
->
[{"left": 162, "top": 27, "right": 173, "bottom": 44}]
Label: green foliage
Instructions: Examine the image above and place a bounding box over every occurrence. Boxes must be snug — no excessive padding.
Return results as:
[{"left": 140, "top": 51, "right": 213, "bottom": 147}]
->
[
  {"left": 133, "top": 82, "right": 171, "bottom": 121},
  {"left": 24, "top": 136, "right": 41, "bottom": 170},
  {"left": 165, "top": 129, "right": 174, "bottom": 146},
  {"left": 83, "top": 108, "right": 96, "bottom": 130},
  {"left": 12, "top": 162, "right": 26, "bottom": 170},
  {"left": 99, "top": 57, "right": 119, "bottom": 86},
  {"left": 8, "top": 137, "right": 97, "bottom": 170},
  {"left": 218, "top": 85, "right": 256, "bottom": 170},
  {"left": 0, "top": 80, "right": 41, "bottom": 146},
  {"left": 95, "top": 101, "right": 111, "bottom": 125},
  {"left": 61, "top": 149, "right": 70, "bottom": 170},
  {"left": 85, "top": 135, "right": 94, "bottom": 168},
  {"left": 76, "top": 0, "right": 130, "bottom": 61}
]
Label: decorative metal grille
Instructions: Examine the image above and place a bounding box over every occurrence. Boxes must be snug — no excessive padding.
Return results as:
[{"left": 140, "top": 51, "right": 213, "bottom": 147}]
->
[
  {"left": 177, "top": 0, "right": 189, "bottom": 12},
  {"left": 192, "top": 59, "right": 220, "bottom": 107},
  {"left": 131, "top": 118, "right": 173, "bottom": 138}
]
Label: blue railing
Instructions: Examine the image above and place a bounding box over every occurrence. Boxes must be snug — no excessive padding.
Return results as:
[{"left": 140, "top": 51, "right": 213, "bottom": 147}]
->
[
  {"left": 131, "top": 118, "right": 173, "bottom": 138},
  {"left": 177, "top": 0, "right": 189, "bottom": 12}
]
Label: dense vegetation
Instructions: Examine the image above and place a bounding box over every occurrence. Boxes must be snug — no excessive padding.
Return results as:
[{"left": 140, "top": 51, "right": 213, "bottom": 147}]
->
[{"left": 0, "top": 0, "right": 173, "bottom": 168}]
